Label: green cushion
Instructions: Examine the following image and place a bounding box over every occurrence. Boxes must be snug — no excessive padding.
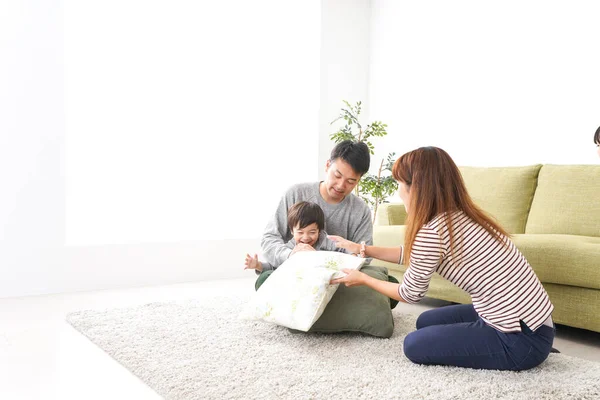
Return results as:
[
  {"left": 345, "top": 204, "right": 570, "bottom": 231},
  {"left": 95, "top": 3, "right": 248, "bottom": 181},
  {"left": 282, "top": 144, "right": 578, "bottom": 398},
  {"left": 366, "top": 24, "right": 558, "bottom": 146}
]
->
[
  {"left": 254, "top": 270, "right": 273, "bottom": 291},
  {"left": 512, "top": 234, "right": 600, "bottom": 290},
  {"left": 526, "top": 165, "right": 600, "bottom": 237},
  {"left": 459, "top": 165, "right": 542, "bottom": 234},
  {"left": 375, "top": 203, "right": 408, "bottom": 226},
  {"left": 543, "top": 283, "right": 600, "bottom": 333},
  {"left": 296, "top": 265, "right": 394, "bottom": 338}
]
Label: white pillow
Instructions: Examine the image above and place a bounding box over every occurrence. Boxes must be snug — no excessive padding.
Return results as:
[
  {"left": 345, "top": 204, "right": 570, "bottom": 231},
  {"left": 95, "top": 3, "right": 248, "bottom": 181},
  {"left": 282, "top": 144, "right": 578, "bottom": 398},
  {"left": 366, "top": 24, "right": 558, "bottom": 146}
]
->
[{"left": 239, "top": 251, "right": 366, "bottom": 331}]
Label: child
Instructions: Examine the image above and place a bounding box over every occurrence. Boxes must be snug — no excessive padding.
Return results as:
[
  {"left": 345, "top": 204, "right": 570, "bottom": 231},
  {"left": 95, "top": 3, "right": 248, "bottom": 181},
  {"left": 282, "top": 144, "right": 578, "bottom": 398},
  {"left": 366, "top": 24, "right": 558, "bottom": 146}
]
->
[{"left": 244, "top": 201, "right": 345, "bottom": 290}]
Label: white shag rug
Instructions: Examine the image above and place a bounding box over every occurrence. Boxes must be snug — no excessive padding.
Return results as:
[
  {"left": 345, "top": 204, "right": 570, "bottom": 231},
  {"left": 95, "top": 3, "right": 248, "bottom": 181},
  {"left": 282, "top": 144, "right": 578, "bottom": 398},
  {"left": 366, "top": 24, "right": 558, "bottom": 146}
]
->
[{"left": 66, "top": 296, "right": 600, "bottom": 400}]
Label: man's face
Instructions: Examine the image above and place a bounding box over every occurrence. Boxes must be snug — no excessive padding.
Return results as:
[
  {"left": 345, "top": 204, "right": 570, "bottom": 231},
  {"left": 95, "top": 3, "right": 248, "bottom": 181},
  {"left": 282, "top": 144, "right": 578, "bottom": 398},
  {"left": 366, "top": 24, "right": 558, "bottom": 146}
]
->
[
  {"left": 596, "top": 142, "right": 600, "bottom": 158},
  {"left": 323, "top": 159, "right": 361, "bottom": 202}
]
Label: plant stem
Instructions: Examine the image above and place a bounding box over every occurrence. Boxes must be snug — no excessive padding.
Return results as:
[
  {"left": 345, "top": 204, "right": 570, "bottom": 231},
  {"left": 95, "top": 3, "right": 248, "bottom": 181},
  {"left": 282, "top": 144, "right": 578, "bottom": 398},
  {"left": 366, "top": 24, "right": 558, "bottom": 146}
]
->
[{"left": 372, "top": 158, "right": 384, "bottom": 224}]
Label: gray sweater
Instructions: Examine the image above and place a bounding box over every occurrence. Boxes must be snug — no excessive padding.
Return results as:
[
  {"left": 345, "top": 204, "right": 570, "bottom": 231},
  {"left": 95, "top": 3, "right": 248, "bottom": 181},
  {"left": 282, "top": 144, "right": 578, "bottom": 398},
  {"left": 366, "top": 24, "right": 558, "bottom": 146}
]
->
[
  {"left": 259, "top": 231, "right": 342, "bottom": 272},
  {"left": 261, "top": 182, "right": 373, "bottom": 268}
]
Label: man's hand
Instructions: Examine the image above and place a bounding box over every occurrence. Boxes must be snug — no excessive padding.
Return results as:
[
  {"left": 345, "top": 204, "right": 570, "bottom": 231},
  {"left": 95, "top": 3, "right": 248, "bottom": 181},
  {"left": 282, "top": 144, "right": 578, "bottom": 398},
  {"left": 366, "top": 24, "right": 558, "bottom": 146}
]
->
[
  {"left": 244, "top": 253, "right": 263, "bottom": 272},
  {"left": 290, "top": 243, "right": 316, "bottom": 256},
  {"left": 330, "top": 268, "right": 367, "bottom": 287},
  {"left": 327, "top": 235, "right": 361, "bottom": 255}
]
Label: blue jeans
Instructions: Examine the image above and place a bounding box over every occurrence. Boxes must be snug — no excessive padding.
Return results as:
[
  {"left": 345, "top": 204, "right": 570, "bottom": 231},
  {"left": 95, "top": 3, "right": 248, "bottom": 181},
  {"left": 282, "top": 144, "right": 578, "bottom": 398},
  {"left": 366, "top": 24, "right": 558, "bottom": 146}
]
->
[{"left": 403, "top": 304, "right": 555, "bottom": 371}]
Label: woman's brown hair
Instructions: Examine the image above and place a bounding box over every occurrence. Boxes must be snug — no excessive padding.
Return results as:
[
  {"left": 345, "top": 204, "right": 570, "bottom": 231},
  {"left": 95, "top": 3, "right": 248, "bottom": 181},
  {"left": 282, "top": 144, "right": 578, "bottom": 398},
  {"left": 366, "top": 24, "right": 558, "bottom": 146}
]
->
[{"left": 392, "top": 147, "right": 509, "bottom": 263}]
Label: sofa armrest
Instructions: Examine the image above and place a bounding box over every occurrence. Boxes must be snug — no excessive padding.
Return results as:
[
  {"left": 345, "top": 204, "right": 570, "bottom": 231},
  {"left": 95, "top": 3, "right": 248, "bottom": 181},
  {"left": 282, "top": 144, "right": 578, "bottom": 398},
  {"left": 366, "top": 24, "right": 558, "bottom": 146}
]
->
[
  {"left": 373, "top": 224, "right": 406, "bottom": 248},
  {"left": 375, "top": 203, "right": 408, "bottom": 226},
  {"left": 371, "top": 225, "right": 407, "bottom": 270}
]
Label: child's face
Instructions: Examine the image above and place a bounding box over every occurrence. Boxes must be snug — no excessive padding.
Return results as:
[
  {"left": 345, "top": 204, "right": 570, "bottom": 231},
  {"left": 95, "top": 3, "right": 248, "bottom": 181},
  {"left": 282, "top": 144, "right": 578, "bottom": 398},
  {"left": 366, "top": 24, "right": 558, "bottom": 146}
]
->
[{"left": 292, "top": 223, "right": 320, "bottom": 247}]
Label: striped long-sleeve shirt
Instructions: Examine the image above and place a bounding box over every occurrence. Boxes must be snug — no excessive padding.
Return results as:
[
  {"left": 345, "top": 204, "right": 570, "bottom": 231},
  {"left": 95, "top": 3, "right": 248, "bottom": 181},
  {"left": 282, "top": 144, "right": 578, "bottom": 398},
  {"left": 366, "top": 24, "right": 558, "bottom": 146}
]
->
[{"left": 398, "top": 211, "right": 554, "bottom": 333}]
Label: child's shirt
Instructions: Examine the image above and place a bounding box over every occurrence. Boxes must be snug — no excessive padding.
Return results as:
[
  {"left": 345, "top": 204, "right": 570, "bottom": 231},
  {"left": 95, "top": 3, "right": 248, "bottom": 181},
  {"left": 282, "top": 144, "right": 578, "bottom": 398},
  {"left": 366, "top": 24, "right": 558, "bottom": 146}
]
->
[{"left": 259, "top": 231, "right": 346, "bottom": 273}]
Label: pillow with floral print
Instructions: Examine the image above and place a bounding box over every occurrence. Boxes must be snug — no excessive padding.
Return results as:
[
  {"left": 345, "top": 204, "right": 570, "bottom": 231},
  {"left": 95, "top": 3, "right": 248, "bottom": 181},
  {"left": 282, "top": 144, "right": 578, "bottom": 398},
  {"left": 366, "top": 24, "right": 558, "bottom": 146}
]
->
[{"left": 239, "top": 251, "right": 366, "bottom": 331}]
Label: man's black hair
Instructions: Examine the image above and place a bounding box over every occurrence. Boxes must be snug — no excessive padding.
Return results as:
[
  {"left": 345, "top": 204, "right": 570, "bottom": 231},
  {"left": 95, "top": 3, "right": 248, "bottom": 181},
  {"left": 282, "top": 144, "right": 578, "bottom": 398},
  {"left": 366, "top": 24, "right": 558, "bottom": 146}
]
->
[{"left": 329, "top": 140, "right": 370, "bottom": 176}]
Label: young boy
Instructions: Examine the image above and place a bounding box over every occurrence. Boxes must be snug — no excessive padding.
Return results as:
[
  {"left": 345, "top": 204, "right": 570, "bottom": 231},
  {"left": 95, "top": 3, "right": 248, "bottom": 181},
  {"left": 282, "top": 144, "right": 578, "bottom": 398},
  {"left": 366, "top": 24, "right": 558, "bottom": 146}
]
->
[{"left": 245, "top": 201, "right": 345, "bottom": 290}]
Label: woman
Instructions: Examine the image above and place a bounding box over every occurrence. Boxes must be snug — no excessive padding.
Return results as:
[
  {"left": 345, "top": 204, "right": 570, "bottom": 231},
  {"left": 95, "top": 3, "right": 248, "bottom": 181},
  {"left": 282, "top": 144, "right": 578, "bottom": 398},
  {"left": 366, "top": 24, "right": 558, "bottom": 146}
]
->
[{"left": 329, "top": 147, "right": 555, "bottom": 371}]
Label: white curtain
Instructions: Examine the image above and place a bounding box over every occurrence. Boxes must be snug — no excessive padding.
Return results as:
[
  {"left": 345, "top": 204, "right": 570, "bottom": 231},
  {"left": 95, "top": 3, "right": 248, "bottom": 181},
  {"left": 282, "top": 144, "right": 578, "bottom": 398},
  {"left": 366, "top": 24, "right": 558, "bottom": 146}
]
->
[{"left": 65, "top": 0, "right": 320, "bottom": 245}]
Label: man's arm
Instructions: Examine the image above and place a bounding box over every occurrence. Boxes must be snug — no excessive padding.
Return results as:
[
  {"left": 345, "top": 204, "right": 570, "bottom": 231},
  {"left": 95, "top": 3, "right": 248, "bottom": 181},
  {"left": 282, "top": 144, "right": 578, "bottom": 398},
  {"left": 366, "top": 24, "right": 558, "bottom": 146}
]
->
[{"left": 260, "top": 193, "right": 294, "bottom": 266}]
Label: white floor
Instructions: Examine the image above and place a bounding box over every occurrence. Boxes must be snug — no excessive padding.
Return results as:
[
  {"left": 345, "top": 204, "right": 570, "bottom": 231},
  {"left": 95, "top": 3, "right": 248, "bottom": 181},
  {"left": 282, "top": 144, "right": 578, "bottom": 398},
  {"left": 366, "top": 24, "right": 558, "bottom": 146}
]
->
[{"left": 1, "top": 277, "right": 599, "bottom": 400}]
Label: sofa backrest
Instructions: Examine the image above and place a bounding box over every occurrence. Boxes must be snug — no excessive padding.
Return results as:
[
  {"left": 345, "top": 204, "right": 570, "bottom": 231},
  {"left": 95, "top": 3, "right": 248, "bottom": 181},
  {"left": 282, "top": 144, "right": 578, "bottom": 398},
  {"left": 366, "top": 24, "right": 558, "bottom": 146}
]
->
[
  {"left": 459, "top": 165, "right": 542, "bottom": 234},
  {"left": 375, "top": 203, "right": 407, "bottom": 226},
  {"left": 526, "top": 165, "right": 600, "bottom": 237}
]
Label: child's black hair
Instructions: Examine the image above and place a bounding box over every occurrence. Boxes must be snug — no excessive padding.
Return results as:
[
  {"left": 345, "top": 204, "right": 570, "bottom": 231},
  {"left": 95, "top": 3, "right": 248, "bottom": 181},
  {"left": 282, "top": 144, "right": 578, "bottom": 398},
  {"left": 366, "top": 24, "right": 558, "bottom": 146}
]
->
[{"left": 287, "top": 201, "right": 325, "bottom": 231}]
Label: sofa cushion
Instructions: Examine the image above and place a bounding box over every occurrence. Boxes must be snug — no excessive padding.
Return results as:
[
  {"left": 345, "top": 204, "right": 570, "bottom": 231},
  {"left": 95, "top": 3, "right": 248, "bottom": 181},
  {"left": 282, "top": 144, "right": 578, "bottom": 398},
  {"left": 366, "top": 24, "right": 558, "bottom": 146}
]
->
[
  {"left": 375, "top": 203, "right": 408, "bottom": 226},
  {"left": 526, "top": 165, "right": 600, "bottom": 237},
  {"left": 459, "top": 165, "right": 542, "bottom": 234},
  {"left": 512, "top": 234, "right": 600, "bottom": 290}
]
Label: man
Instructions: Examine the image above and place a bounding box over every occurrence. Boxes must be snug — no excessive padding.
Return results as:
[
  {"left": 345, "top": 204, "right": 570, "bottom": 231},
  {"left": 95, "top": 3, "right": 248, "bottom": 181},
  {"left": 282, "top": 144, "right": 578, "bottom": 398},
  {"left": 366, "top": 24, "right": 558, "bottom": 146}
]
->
[{"left": 260, "top": 140, "right": 373, "bottom": 269}]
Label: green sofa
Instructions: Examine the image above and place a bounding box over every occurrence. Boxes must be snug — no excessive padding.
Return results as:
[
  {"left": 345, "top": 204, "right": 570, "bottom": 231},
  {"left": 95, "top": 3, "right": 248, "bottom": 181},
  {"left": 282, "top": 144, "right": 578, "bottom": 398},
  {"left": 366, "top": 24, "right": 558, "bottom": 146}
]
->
[{"left": 371, "top": 164, "right": 600, "bottom": 333}]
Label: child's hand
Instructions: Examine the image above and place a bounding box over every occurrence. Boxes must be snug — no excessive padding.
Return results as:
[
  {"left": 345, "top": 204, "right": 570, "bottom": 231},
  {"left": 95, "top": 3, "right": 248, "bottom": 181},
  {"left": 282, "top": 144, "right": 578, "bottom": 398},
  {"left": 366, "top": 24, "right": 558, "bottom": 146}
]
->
[
  {"left": 290, "top": 243, "right": 316, "bottom": 256},
  {"left": 244, "top": 253, "right": 262, "bottom": 272},
  {"left": 327, "top": 235, "right": 360, "bottom": 255}
]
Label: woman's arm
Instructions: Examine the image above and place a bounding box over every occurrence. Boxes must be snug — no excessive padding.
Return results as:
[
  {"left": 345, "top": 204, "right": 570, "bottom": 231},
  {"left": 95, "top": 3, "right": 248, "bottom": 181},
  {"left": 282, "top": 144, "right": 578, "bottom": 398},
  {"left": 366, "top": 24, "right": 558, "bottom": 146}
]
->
[
  {"left": 330, "top": 269, "right": 406, "bottom": 303},
  {"left": 328, "top": 235, "right": 403, "bottom": 264},
  {"left": 364, "top": 245, "right": 403, "bottom": 264}
]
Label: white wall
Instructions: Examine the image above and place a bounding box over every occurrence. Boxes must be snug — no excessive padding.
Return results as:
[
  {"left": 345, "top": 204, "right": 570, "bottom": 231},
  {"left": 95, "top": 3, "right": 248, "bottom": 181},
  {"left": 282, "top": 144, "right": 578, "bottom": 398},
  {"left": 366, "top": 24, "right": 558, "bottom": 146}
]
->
[
  {"left": 319, "top": 0, "right": 372, "bottom": 179},
  {"left": 0, "top": 1, "right": 66, "bottom": 297},
  {"left": 6, "top": 1, "right": 596, "bottom": 298},
  {"left": 367, "top": 0, "right": 600, "bottom": 167},
  {"left": 64, "top": 0, "right": 320, "bottom": 246},
  {"left": 0, "top": 1, "right": 320, "bottom": 298}
]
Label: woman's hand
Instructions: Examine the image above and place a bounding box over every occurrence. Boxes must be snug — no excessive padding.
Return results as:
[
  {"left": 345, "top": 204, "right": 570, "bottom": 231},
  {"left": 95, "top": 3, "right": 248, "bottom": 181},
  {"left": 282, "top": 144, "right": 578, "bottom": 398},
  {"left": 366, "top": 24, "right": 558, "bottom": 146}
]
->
[
  {"left": 327, "top": 235, "right": 361, "bottom": 255},
  {"left": 330, "top": 268, "right": 367, "bottom": 287},
  {"left": 244, "top": 253, "right": 262, "bottom": 271}
]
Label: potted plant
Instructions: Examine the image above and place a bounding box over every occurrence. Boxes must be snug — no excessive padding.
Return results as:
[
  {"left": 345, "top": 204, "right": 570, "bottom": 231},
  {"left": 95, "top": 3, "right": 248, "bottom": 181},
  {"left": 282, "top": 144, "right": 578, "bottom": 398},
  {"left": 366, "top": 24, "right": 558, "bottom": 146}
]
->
[{"left": 330, "top": 100, "right": 398, "bottom": 223}]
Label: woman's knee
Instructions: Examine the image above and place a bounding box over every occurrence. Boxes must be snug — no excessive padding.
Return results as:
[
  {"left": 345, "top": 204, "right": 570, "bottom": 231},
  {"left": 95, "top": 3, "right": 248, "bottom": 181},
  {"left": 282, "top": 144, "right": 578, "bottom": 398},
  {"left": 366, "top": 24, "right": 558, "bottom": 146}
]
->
[
  {"left": 415, "top": 310, "right": 435, "bottom": 330},
  {"left": 403, "top": 331, "right": 425, "bottom": 363}
]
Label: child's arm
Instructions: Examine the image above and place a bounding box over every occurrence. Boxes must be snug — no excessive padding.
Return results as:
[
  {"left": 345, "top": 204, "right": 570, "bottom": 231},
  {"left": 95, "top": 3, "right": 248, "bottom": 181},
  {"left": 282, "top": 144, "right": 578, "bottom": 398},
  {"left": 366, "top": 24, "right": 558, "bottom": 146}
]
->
[
  {"left": 244, "top": 254, "right": 276, "bottom": 275},
  {"left": 331, "top": 269, "right": 405, "bottom": 303},
  {"left": 244, "top": 254, "right": 263, "bottom": 272},
  {"left": 245, "top": 240, "right": 295, "bottom": 275}
]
